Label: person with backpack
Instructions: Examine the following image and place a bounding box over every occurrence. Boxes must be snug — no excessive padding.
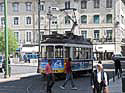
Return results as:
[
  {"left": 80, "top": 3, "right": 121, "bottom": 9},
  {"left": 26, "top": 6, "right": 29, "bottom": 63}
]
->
[{"left": 91, "top": 63, "right": 109, "bottom": 93}]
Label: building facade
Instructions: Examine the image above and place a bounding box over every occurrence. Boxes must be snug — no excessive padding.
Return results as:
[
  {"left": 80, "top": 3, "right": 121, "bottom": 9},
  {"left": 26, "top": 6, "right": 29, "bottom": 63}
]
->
[{"left": 0, "top": 0, "right": 125, "bottom": 60}]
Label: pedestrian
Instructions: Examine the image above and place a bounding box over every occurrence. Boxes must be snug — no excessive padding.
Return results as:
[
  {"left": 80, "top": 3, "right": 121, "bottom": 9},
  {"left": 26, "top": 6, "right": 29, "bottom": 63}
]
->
[
  {"left": 91, "top": 63, "right": 109, "bottom": 93},
  {"left": 114, "top": 58, "right": 122, "bottom": 77},
  {"left": 2, "top": 57, "right": 11, "bottom": 77},
  {"left": 45, "top": 59, "right": 55, "bottom": 93},
  {"left": 60, "top": 57, "right": 77, "bottom": 90}
]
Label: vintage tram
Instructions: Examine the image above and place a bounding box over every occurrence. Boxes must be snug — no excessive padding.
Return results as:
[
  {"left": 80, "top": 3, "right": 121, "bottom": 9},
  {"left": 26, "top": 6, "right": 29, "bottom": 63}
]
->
[{"left": 39, "top": 32, "right": 93, "bottom": 75}]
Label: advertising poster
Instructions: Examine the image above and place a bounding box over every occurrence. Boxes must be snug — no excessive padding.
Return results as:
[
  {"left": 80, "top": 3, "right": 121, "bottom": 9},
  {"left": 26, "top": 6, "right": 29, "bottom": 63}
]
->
[{"left": 40, "top": 59, "right": 64, "bottom": 70}]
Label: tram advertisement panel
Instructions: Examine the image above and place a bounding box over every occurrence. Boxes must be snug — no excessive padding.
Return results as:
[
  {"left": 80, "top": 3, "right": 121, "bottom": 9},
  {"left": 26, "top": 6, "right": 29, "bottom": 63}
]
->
[
  {"left": 72, "top": 60, "right": 93, "bottom": 71},
  {"left": 40, "top": 59, "right": 64, "bottom": 71}
]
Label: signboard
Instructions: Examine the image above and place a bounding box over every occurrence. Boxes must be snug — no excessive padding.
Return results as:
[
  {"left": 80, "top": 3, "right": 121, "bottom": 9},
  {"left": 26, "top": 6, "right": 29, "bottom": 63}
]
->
[{"left": 40, "top": 58, "right": 93, "bottom": 72}]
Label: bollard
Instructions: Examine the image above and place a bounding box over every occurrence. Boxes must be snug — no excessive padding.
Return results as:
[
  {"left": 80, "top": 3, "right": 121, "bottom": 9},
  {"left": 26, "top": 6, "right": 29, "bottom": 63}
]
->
[{"left": 122, "top": 72, "right": 125, "bottom": 93}]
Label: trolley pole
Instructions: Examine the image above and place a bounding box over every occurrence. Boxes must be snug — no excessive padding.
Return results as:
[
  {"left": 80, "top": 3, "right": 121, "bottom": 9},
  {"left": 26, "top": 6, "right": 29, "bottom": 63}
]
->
[
  {"left": 37, "top": 0, "right": 41, "bottom": 73},
  {"left": 4, "top": 0, "right": 9, "bottom": 78}
]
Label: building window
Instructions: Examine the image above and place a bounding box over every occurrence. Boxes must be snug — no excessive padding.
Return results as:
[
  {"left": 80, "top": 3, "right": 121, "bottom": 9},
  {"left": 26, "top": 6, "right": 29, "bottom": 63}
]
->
[
  {"left": 25, "top": 2, "right": 32, "bottom": 11},
  {"left": 65, "top": 1, "right": 70, "bottom": 9},
  {"left": 106, "top": 14, "right": 112, "bottom": 23},
  {"left": 81, "top": 31, "right": 87, "bottom": 39},
  {"left": 94, "top": 30, "right": 100, "bottom": 40},
  {"left": 40, "top": 4, "right": 44, "bottom": 11},
  {"left": 26, "top": 17, "right": 31, "bottom": 24},
  {"left": 1, "top": 17, "right": 4, "bottom": 25},
  {"left": 93, "top": 15, "right": 99, "bottom": 24},
  {"left": 106, "top": 30, "right": 112, "bottom": 40},
  {"left": 40, "top": 1, "right": 45, "bottom": 11},
  {"left": 0, "top": 3, "right": 4, "bottom": 12},
  {"left": 12, "top": 2, "right": 19, "bottom": 12},
  {"left": 94, "top": 0, "right": 100, "bottom": 8},
  {"left": 106, "top": 0, "right": 112, "bottom": 8},
  {"left": 121, "top": 15, "right": 124, "bottom": 24},
  {"left": 14, "top": 32, "right": 19, "bottom": 42},
  {"left": 14, "top": 17, "right": 19, "bottom": 25},
  {"left": 81, "top": 15, "right": 87, "bottom": 24},
  {"left": 65, "top": 16, "right": 70, "bottom": 24},
  {"left": 81, "top": 0, "right": 87, "bottom": 9},
  {"left": 26, "top": 32, "right": 31, "bottom": 42}
]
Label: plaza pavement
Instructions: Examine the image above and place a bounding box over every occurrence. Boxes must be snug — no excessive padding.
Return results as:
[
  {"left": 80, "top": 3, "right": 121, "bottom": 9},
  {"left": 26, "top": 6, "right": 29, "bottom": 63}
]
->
[{"left": 0, "top": 60, "right": 123, "bottom": 93}]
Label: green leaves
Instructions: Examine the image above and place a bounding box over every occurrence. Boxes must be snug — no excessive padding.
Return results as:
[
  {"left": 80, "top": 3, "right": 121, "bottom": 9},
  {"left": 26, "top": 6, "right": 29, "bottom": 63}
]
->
[{"left": 0, "top": 29, "right": 18, "bottom": 54}]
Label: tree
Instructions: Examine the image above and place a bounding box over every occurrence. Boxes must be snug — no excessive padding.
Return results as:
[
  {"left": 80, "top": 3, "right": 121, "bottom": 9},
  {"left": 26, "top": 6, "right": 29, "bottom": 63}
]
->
[{"left": 0, "top": 29, "right": 18, "bottom": 55}]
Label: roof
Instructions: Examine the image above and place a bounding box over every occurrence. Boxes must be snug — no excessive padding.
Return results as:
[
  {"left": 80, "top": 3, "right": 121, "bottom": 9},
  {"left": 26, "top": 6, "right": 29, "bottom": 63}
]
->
[{"left": 41, "top": 32, "right": 92, "bottom": 45}]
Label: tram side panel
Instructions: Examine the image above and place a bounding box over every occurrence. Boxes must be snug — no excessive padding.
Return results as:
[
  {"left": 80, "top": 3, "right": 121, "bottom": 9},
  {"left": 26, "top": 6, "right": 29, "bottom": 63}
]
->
[
  {"left": 72, "top": 59, "right": 93, "bottom": 72},
  {"left": 40, "top": 58, "right": 66, "bottom": 74},
  {"left": 40, "top": 58, "right": 93, "bottom": 74}
]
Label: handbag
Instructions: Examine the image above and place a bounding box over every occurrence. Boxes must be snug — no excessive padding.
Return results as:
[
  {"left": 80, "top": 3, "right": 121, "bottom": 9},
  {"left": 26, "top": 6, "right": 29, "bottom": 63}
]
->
[{"left": 103, "top": 87, "right": 109, "bottom": 93}]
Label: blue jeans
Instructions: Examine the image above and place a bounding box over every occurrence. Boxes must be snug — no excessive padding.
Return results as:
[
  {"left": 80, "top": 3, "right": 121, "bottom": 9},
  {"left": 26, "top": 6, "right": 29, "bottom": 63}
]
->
[{"left": 62, "top": 73, "right": 75, "bottom": 87}]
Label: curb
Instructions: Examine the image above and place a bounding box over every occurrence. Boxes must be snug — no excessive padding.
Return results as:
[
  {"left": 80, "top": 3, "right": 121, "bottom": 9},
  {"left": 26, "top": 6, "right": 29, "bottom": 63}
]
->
[{"left": 0, "top": 73, "right": 41, "bottom": 83}]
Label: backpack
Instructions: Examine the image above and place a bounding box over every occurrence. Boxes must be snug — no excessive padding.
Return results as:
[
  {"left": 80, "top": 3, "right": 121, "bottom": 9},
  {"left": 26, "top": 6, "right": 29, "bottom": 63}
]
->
[
  {"left": 101, "top": 71, "right": 109, "bottom": 86},
  {"left": 93, "top": 70, "right": 109, "bottom": 86}
]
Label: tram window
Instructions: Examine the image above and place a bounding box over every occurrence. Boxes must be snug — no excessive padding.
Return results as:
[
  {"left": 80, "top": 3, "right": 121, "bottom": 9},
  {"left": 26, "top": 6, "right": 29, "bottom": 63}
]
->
[
  {"left": 46, "top": 46, "right": 54, "bottom": 58},
  {"left": 81, "top": 48, "right": 85, "bottom": 59},
  {"left": 65, "top": 47, "right": 70, "bottom": 58},
  {"left": 86, "top": 52, "right": 89, "bottom": 59},
  {"left": 88, "top": 48, "right": 91, "bottom": 59},
  {"left": 55, "top": 46, "right": 63, "bottom": 58}
]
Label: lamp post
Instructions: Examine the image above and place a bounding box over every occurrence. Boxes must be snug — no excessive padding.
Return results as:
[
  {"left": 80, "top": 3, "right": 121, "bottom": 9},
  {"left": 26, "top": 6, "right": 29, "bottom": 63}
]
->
[
  {"left": 47, "top": 6, "right": 52, "bottom": 35},
  {"left": 37, "top": 0, "right": 41, "bottom": 73},
  {"left": 4, "top": 0, "right": 9, "bottom": 78}
]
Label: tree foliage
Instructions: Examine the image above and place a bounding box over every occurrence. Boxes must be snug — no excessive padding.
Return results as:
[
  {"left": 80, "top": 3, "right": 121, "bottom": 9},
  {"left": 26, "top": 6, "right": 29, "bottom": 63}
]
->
[{"left": 0, "top": 29, "right": 18, "bottom": 54}]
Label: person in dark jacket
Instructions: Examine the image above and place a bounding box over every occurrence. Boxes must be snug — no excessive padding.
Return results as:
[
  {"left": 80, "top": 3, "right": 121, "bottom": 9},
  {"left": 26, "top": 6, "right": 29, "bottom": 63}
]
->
[
  {"left": 114, "top": 58, "right": 122, "bottom": 76},
  {"left": 2, "top": 57, "right": 11, "bottom": 77}
]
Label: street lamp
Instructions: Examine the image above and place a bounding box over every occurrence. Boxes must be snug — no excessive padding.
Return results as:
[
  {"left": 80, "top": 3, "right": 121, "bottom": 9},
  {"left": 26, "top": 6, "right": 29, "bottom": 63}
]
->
[{"left": 4, "top": 0, "right": 9, "bottom": 78}]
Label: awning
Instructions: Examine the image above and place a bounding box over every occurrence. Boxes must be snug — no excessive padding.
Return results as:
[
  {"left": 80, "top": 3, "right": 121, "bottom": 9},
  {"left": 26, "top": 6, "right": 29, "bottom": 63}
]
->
[
  {"left": 21, "top": 46, "right": 38, "bottom": 53},
  {"left": 93, "top": 44, "right": 115, "bottom": 52}
]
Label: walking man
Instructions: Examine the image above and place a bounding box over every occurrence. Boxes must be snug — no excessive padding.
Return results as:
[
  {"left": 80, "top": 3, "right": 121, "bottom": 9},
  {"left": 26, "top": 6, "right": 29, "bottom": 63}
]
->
[
  {"left": 91, "top": 63, "right": 109, "bottom": 93},
  {"left": 60, "top": 57, "right": 77, "bottom": 90},
  {"left": 45, "top": 59, "right": 55, "bottom": 93},
  {"left": 114, "top": 58, "right": 122, "bottom": 77}
]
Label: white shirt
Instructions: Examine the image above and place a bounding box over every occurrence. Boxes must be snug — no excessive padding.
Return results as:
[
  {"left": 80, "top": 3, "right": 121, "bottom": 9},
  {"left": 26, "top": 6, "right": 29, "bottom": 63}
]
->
[
  {"left": 97, "top": 70, "right": 108, "bottom": 86},
  {"left": 97, "top": 71, "right": 101, "bottom": 83}
]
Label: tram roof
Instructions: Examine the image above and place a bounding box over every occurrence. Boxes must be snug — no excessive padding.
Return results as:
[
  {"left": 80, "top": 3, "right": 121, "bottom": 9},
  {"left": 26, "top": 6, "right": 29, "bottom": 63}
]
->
[{"left": 41, "top": 32, "right": 92, "bottom": 45}]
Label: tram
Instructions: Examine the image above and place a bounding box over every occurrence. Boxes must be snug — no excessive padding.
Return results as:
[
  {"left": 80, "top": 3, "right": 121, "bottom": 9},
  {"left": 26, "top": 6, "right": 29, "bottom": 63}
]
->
[{"left": 38, "top": 32, "right": 93, "bottom": 75}]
